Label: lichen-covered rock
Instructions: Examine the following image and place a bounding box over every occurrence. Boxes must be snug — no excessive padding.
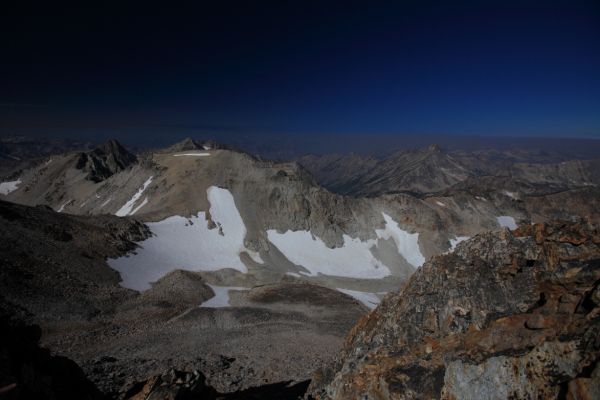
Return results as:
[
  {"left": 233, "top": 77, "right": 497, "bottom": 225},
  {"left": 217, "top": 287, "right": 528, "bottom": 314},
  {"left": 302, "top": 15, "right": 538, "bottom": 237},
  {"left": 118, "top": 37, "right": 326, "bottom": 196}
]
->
[{"left": 308, "top": 221, "right": 600, "bottom": 399}]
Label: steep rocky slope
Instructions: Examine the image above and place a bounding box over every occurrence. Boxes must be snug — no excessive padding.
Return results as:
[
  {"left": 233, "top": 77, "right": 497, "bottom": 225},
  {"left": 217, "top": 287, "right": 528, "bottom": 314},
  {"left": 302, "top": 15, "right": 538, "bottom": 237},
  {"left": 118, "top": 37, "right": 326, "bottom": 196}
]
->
[
  {"left": 0, "top": 200, "right": 368, "bottom": 398},
  {"left": 308, "top": 221, "right": 600, "bottom": 399},
  {"left": 0, "top": 200, "right": 150, "bottom": 322}
]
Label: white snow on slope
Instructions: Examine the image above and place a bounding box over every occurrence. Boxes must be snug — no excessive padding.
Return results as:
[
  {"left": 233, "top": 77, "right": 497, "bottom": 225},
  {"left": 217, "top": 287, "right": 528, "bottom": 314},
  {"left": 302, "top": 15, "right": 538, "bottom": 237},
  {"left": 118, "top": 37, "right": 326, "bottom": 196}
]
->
[
  {"left": 116, "top": 176, "right": 153, "bottom": 216},
  {"left": 449, "top": 236, "right": 470, "bottom": 252},
  {"left": 436, "top": 201, "right": 446, "bottom": 207},
  {"left": 200, "top": 285, "right": 247, "bottom": 308},
  {"left": 130, "top": 197, "right": 148, "bottom": 215},
  {"left": 173, "top": 153, "right": 210, "bottom": 157},
  {"left": 503, "top": 190, "right": 519, "bottom": 200},
  {"left": 497, "top": 216, "right": 518, "bottom": 230},
  {"left": 57, "top": 200, "right": 70, "bottom": 213},
  {"left": 337, "top": 288, "right": 381, "bottom": 310},
  {"left": 0, "top": 178, "right": 21, "bottom": 195},
  {"left": 267, "top": 212, "right": 425, "bottom": 279},
  {"left": 267, "top": 230, "right": 389, "bottom": 278},
  {"left": 108, "top": 186, "right": 262, "bottom": 291},
  {"left": 375, "top": 213, "right": 425, "bottom": 267}
]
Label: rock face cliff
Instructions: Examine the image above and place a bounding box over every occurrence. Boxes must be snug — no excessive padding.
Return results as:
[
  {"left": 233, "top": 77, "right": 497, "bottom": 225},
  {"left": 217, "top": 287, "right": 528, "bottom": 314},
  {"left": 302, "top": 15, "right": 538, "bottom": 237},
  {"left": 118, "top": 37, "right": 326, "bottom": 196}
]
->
[
  {"left": 76, "top": 139, "right": 137, "bottom": 182},
  {"left": 308, "top": 221, "right": 600, "bottom": 399}
]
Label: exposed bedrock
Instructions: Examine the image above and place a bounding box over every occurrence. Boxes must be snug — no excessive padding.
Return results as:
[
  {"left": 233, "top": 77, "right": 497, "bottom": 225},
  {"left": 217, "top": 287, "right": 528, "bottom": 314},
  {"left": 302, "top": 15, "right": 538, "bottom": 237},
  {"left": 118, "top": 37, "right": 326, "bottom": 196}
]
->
[{"left": 308, "top": 221, "right": 600, "bottom": 399}]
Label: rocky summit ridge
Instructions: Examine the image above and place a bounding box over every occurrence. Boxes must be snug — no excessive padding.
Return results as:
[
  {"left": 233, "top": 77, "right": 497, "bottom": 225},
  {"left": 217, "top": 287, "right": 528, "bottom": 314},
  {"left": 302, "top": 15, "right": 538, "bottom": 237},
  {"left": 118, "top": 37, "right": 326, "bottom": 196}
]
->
[{"left": 308, "top": 220, "right": 600, "bottom": 399}]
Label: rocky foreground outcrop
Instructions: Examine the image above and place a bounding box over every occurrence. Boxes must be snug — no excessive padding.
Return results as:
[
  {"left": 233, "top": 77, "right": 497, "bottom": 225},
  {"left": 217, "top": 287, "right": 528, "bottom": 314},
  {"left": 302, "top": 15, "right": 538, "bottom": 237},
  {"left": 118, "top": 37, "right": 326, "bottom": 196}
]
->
[
  {"left": 0, "top": 310, "right": 104, "bottom": 400},
  {"left": 308, "top": 221, "right": 600, "bottom": 399}
]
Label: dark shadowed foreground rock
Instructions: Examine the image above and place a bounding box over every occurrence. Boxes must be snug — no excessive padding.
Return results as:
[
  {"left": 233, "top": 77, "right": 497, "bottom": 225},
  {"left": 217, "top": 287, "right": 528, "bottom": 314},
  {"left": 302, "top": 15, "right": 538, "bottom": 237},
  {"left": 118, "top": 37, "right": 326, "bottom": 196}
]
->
[
  {"left": 0, "top": 311, "right": 104, "bottom": 400},
  {"left": 123, "top": 368, "right": 309, "bottom": 400},
  {"left": 308, "top": 221, "right": 600, "bottom": 399}
]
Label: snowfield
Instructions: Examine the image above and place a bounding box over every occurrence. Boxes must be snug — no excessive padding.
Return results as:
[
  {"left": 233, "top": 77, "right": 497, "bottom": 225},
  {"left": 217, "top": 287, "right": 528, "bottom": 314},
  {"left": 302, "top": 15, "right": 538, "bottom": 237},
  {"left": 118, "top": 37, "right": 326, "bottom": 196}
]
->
[
  {"left": 0, "top": 178, "right": 21, "bottom": 195},
  {"left": 109, "top": 186, "right": 262, "bottom": 291},
  {"left": 173, "top": 152, "right": 211, "bottom": 157},
  {"left": 116, "top": 176, "right": 153, "bottom": 216},
  {"left": 267, "top": 230, "right": 390, "bottom": 279},
  {"left": 497, "top": 216, "right": 518, "bottom": 230},
  {"left": 267, "top": 212, "right": 425, "bottom": 279},
  {"left": 375, "top": 213, "right": 425, "bottom": 268}
]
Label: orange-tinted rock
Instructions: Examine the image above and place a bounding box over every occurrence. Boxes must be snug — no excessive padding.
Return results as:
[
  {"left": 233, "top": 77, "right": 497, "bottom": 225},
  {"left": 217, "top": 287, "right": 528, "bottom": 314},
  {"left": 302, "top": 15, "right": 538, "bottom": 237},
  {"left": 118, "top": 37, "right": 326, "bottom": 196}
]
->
[{"left": 309, "top": 221, "right": 600, "bottom": 399}]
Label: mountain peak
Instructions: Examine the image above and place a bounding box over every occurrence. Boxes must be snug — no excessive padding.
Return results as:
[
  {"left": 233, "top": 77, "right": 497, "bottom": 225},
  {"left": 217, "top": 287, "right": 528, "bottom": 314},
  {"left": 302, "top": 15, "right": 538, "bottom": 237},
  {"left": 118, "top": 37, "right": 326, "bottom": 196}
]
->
[
  {"left": 98, "top": 138, "right": 129, "bottom": 154},
  {"left": 427, "top": 143, "right": 442, "bottom": 153},
  {"left": 176, "top": 137, "right": 202, "bottom": 150},
  {"left": 76, "top": 139, "right": 137, "bottom": 182},
  {"left": 161, "top": 138, "right": 228, "bottom": 153}
]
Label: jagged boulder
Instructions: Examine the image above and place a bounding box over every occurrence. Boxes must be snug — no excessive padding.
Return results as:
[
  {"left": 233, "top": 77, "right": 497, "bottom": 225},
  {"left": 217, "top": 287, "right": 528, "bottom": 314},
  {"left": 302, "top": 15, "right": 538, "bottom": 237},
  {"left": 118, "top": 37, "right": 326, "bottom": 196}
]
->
[
  {"left": 308, "top": 221, "right": 600, "bottom": 399},
  {"left": 76, "top": 139, "right": 137, "bottom": 182}
]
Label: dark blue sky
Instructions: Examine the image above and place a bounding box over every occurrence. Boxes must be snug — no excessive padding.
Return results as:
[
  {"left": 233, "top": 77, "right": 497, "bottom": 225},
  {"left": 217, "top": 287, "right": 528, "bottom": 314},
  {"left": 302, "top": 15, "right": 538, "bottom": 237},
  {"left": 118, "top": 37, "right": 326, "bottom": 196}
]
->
[{"left": 1, "top": 1, "right": 599, "bottom": 143}]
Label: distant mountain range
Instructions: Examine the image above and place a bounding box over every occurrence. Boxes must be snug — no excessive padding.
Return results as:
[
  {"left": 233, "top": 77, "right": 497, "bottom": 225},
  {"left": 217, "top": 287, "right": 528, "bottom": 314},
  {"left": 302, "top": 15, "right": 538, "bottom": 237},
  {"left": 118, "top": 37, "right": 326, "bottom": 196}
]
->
[
  {"left": 3, "top": 133, "right": 600, "bottom": 161},
  {"left": 298, "top": 143, "right": 600, "bottom": 197}
]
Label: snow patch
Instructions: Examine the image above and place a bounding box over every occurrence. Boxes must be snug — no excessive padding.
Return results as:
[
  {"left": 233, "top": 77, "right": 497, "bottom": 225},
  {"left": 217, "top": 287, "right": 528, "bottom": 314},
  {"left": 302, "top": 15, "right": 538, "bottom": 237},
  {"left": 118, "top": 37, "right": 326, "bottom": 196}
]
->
[
  {"left": 503, "top": 191, "right": 519, "bottom": 200},
  {"left": 497, "top": 216, "right": 518, "bottom": 230},
  {"left": 200, "top": 285, "right": 247, "bottom": 308},
  {"left": 375, "top": 213, "right": 425, "bottom": 268},
  {"left": 267, "top": 230, "right": 388, "bottom": 279},
  {"left": 202, "top": 145, "right": 211, "bottom": 150},
  {"left": 267, "top": 212, "right": 425, "bottom": 279},
  {"left": 130, "top": 196, "right": 149, "bottom": 215},
  {"left": 57, "top": 200, "right": 70, "bottom": 213},
  {"left": 285, "top": 272, "right": 301, "bottom": 278},
  {"left": 475, "top": 196, "right": 487, "bottom": 202},
  {"left": 337, "top": 288, "right": 381, "bottom": 310},
  {"left": 116, "top": 176, "right": 153, "bottom": 216},
  {"left": 108, "top": 186, "right": 262, "bottom": 291},
  {"left": 173, "top": 153, "right": 210, "bottom": 157},
  {"left": 0, "top": 178, "right": 21, "bottom": 195},
  {"left": 436, "top": 201, "right": 446, "bottom": 207}
]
